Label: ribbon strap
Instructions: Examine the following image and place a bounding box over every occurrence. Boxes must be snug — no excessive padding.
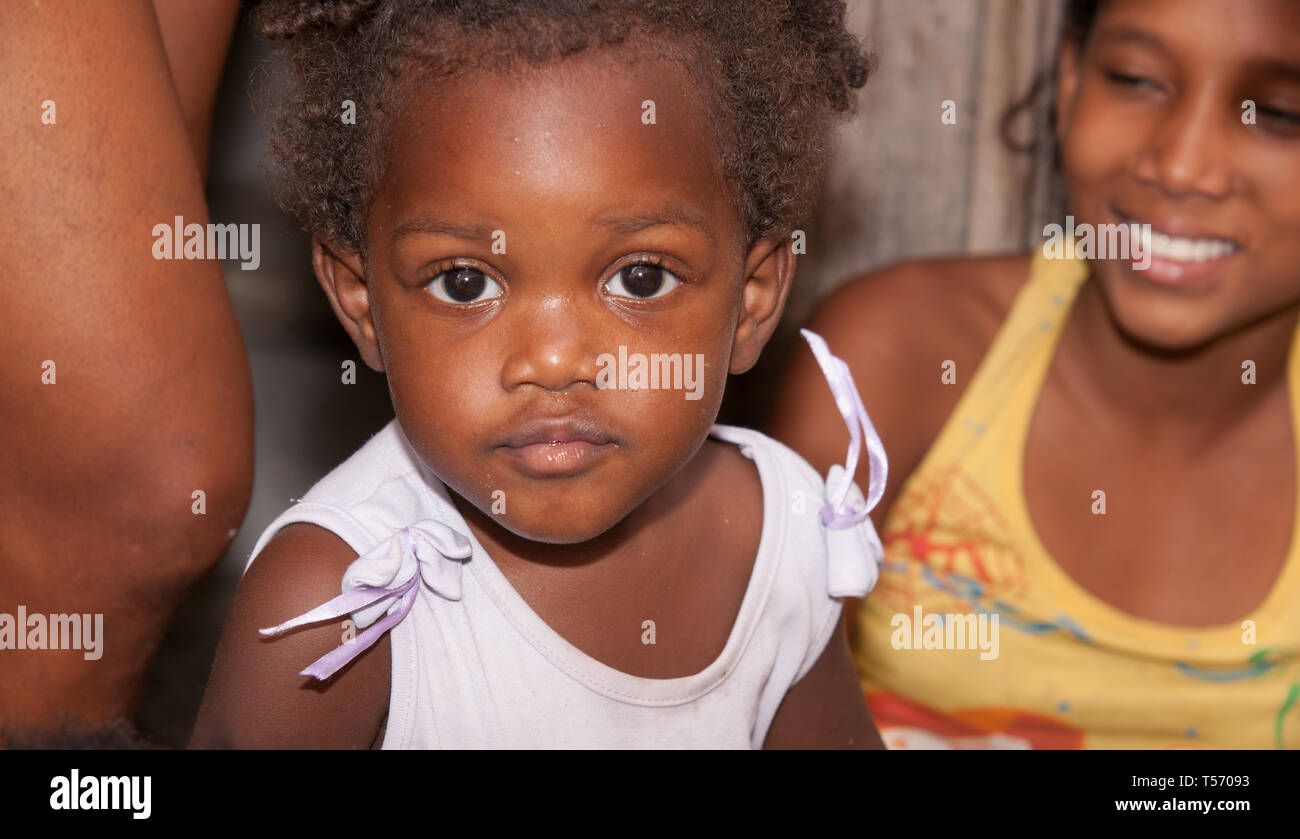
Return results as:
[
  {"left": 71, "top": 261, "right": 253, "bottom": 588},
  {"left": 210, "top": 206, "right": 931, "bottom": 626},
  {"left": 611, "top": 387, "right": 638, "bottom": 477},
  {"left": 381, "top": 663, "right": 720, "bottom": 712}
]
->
[
  {"left": 259, "top": 521, "right": 471, "bottom": 681},
  {"left": 800, "top": 328, "right": 888, "bottom": 527}
]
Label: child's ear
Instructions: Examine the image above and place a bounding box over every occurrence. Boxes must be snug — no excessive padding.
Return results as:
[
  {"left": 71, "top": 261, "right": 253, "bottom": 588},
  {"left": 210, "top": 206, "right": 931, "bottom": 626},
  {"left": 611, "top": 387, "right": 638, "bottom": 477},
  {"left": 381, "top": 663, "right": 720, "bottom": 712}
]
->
[
  {"left": 312, "top": 236, "right": 384, "bottom": 372},
  {"left": 1054, "top": 38, "right": 1082, "bottom": 149},
  {"left": 730, "top": 234, "right": 796, "bottom": 375}
]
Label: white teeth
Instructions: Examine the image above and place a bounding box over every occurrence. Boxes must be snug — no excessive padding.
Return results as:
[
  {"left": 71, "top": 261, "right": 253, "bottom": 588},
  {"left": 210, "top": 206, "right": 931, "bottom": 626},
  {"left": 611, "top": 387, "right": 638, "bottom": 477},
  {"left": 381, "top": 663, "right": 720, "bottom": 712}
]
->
[{"left": 1144, "top": 229, "right": 1237, "bottom": 262}]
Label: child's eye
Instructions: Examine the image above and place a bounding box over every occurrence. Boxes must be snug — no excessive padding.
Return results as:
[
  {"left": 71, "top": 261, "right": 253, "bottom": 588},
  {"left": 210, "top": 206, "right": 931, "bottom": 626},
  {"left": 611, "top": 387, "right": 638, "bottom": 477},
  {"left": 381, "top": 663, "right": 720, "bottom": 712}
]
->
[
  {"left": 1105, "top": 70, "right": 1162, "bottom": 92},
  {"left": 605, "top": 262, "right": 681, "bottom": 300},
  {"left": 427, "top": 266, "right": 503, "bottom": 305}
]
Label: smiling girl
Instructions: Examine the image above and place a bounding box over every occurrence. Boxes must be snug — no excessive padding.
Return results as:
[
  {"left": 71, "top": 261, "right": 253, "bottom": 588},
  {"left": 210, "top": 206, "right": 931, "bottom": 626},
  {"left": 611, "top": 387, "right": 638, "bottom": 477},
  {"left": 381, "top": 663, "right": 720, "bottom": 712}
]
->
[
  {"left": 772, "top": 0, "right": 1300, "bottom": 748},
  {"left": 192, "top": 0, "right": 884, "bottom": 749}
]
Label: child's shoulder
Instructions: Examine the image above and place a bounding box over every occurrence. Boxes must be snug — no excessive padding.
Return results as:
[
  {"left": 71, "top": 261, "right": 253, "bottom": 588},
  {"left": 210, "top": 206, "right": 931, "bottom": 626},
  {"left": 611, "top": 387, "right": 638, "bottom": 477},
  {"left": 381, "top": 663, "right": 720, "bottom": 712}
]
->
[
  {"left": 705, "top": 425, "right": 831, "bottom": 558},
  {"left": 192, "top": 521, "right": 391, "bottom": 748},
  {"left": 245, "top": 419, "right": 439, "bottom": 571},
  {"left": 707, "top": 423, "right": 877, "bottom": 602},
  {"left": 708, "top": 423, "right": 827, "bottom": 493},
  {"left": 773, "top": 253, "right": 1032, "bottom": 497},
  {"left": 194, "top": 421, "right": 431, "bottom": 748}
]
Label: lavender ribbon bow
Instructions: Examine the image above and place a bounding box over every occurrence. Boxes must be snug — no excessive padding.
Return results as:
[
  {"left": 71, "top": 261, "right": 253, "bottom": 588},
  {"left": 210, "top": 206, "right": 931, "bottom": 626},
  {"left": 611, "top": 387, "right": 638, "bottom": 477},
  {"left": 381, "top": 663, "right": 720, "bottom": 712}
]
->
[
  {"left": 259, "top": 520, "right": 472, "bottom": 681},
  {"left": 801, "top": 328, "right": 888, "bottom": 526},
  {"left": 801, "top": 329, "right": 888, "bottom": 597}
]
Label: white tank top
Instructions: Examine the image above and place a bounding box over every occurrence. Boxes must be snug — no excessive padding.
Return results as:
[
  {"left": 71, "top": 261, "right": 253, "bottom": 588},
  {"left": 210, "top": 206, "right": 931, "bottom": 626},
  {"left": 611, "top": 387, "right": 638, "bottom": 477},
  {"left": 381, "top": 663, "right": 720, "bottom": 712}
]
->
[{"left": 247, "top": 420, "right": 880, "bottom": 748}]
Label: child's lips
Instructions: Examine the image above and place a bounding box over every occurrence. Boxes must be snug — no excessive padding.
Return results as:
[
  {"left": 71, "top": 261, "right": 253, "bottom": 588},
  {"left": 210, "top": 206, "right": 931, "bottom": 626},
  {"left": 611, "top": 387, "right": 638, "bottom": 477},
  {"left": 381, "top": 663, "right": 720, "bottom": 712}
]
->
[
  {"left": 501, "top": 440, "right": 613, "bottom": 477},
  {"left": 496, "top": 417, "right": 618, "bottom": 477}
]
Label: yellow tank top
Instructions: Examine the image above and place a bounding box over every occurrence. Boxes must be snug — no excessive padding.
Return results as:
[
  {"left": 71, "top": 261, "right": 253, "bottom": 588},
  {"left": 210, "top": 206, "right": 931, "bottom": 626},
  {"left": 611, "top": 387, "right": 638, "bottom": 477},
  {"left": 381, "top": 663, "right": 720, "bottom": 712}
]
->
[{"left": 852, "top": 252, "right": 1300, "bottom": 749}]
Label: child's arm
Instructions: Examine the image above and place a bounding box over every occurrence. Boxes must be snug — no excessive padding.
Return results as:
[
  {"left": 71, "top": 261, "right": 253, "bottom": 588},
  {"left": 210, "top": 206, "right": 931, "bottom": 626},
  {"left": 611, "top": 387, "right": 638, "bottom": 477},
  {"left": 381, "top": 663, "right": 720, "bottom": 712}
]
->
[
  {"left": 762, "top": 615, "right": 884, "bottom": 749},
  {"left": 191, "top": 523, "right": 391, "bottom": 749}
]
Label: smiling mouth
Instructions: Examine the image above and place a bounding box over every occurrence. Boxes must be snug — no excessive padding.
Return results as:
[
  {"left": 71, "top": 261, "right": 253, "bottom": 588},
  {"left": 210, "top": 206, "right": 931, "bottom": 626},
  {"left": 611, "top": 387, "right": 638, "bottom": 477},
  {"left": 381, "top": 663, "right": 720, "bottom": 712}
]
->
[
  {"left": 1117, "top": 211, "right": 1241, "bottom": 262},
  {"left": 496, "top": 417, "right": 618, "bottom": 478},
  {"left": 1145, "top": 229, "right": 1238, "bottom": 262},
  {"left": 1114, "top": 209, "right": 1242, "bottom": 287}
]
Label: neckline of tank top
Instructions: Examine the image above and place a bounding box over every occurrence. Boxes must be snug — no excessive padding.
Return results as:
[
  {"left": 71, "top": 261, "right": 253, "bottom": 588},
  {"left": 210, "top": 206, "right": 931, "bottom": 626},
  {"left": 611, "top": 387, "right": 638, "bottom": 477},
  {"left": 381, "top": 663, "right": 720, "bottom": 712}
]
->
[{"left": 401, "top": 422, "right": 789, "bottom": 706}]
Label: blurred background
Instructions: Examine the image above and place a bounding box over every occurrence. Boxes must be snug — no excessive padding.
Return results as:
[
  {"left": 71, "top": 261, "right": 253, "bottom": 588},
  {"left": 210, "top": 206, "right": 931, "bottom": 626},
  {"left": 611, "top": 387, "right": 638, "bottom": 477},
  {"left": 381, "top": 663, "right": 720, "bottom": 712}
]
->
[{"left": 137, "top": 0, "right": 1068, "bottom": 745}]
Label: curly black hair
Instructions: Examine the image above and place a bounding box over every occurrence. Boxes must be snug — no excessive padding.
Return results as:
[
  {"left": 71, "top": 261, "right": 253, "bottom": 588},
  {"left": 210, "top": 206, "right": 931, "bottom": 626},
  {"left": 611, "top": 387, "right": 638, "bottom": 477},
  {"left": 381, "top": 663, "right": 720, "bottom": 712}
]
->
[{"left": 253, "top": 0, "right": 870, "bottom": 255}]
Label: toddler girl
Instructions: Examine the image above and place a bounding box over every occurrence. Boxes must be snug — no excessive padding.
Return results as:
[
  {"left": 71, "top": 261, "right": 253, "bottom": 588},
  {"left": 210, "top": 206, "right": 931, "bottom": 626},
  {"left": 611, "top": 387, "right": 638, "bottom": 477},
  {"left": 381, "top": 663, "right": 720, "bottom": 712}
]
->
[{"left": 193, "top": 0, "right": 884, "bottom": 749}]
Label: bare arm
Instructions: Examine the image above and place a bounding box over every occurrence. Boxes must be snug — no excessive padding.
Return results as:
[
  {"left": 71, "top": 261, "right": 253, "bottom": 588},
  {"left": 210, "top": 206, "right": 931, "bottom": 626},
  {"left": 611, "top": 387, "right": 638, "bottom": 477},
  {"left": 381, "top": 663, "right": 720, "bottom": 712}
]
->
[
  {"left": 0, "top": 0, "right": 252, "bottom": 733},
  {"left": 766, "top": 257, "right": 1024, "bottom": 530},
  {"left": 762, "top": 616, "right": 884, "bottom": 749},
  {"left": 191, "top": 524, "right": 391, "bottom": 749},
  {"left": 764, "top": 257, "right": 1023, "bottom": 701},
  {"left": 768, "top": 265, "right": 942, "bottom": 530},
  {"left": 762, "top": 266, "right": 957, "bottom": 749},
  {"left": 152, "top": 0, "right": 241, "bottom": 177}
]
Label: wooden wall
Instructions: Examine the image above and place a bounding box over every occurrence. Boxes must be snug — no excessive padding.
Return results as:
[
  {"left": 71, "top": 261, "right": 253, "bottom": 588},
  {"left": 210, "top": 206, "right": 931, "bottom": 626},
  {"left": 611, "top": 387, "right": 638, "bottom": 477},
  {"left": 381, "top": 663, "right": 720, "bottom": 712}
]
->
[
  {"left": 725, "top": 0, "right": 1068, "bottom": 425},
  {"left": 788, "top": 0, "right": 1067, "bottom": 324}
]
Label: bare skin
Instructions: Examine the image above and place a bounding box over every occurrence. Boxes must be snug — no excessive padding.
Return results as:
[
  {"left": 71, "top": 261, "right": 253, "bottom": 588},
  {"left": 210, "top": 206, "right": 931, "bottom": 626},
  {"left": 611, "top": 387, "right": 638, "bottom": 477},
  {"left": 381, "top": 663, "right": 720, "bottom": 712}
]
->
[
  {"left": 0, "top": 0, "right": 251, "bottom": 735},
  {"left": 194, "top": 43, "right": 881, "bottom": 749},
  {"left": 768, "top": 256, "right": 1027, "bottom": 623},
  {"left": 153, "top": 0, "right": 241, "bottom": 177},
  {"left": 770, "top": 0, "right": 1300, "bottom": 630}
]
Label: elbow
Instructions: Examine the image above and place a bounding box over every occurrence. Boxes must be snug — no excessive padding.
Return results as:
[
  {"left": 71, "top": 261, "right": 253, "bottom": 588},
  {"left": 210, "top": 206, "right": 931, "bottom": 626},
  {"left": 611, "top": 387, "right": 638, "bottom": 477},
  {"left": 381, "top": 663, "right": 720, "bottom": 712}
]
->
[
  {"left": 178, "top": 446, "right": 254, "bottom": 572},
  {"left": 125, "top": 418, "right": 255, "bottom": 590}
]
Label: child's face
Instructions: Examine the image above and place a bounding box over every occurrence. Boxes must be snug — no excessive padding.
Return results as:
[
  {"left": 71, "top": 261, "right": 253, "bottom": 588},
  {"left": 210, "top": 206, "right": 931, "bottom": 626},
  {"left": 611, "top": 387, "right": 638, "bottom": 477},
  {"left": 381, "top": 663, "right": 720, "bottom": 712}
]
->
[
  {"left": 1056, "top": 0, "right": 1300, "bottom": 349},
  {"left": 316, "top": 45, "right": 792, "bottom": 544}
]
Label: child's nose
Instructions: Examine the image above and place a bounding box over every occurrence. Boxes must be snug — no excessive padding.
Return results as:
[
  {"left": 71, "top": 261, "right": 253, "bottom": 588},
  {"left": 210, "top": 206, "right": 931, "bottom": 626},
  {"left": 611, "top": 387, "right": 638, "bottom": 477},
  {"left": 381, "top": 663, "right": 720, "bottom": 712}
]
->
[{"left": 498, "top": 292, "right": 600, "bottom": 393}]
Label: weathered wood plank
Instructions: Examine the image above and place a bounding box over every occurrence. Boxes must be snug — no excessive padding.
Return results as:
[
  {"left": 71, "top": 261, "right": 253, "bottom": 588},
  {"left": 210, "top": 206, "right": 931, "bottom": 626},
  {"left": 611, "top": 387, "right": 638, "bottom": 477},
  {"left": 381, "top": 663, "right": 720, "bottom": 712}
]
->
[{"left": 790, "top": 0, "right": 1064, "bottom": 323}]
